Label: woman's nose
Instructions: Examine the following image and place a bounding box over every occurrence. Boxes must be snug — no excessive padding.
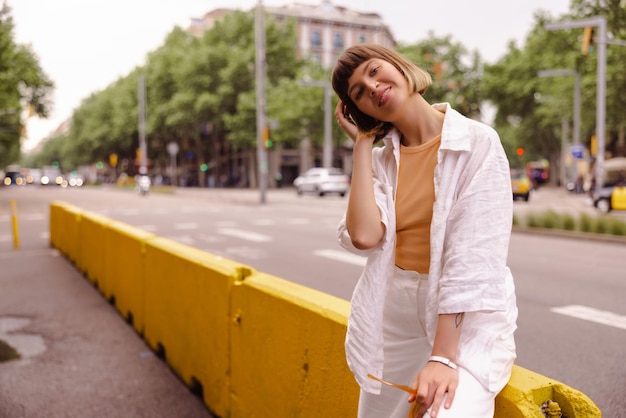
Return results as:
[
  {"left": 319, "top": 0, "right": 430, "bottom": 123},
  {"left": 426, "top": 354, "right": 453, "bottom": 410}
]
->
[{"left": 369, "top": 81, "right": 379, "bottom": 96}]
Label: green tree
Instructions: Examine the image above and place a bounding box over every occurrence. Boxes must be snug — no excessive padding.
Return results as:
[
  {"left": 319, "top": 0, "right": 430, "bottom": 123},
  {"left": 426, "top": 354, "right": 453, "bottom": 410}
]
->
[
  {"left": 398, "top": 33, "right": 486, "bottom": 120},
  {"left": 484, "top": 1, "right": 626, "bottom": 174},
  {"left": 0, "top": 3, "right": 53, "bottom": 168}
]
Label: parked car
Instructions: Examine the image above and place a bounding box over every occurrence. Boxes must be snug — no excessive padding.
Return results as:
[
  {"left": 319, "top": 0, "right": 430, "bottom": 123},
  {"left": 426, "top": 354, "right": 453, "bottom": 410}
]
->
[
  {"left": 592, "top": 157, "right": 626, "bottom": 213},
  {"left": 593, "top": 184, "right": 626, "bottom": 213},
  {"left": 293, "top": 167, "right": 350, "bottom": 197},
  {"left": 511, "top": 169, "right": 531, "bottom": 201}
]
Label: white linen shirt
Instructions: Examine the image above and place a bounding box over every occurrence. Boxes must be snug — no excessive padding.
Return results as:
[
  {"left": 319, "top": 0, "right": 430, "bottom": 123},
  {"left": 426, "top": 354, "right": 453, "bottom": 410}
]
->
[{"left": 338, "top": 103, "right": 518, "bottom": 395}]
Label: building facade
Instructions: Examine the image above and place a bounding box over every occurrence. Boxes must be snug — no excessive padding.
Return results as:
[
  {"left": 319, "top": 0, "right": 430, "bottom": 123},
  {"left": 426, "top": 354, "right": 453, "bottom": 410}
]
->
[
  {"left": 190, "top": 1, "right": 395, "bottom": 69},
  {"left": 265, "top": 1, "right": 395, "bottom": 68}
]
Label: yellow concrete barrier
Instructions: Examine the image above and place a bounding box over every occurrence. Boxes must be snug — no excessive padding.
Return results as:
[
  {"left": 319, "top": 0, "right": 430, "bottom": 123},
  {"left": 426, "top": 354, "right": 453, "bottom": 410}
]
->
[
  {"left": 230, "top": 271, "right": 358, "bottom": 417},
  {"left": 143, "top": 236, "right": 253, "bottom": 418},
  {"left": 496, "top": 365, "right": 601, "bottom": 417},
  {"left": 103, "top": 220, "right": 156, "bottom": 334},
  {"left": 77, "top": 211, "right": 111, "bottom": 287},
  {"left": 49, "top": 201, "right": 82, "bottom": 262},
  {"left": 49, "top": 202, "right": 602, "bottom": 418}
]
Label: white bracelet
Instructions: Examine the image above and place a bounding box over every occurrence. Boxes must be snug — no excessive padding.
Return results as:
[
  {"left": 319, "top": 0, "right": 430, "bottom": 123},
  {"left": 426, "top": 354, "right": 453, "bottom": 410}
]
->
[{"left": 428, "top": 356, "right": 458, "bottom": 370}]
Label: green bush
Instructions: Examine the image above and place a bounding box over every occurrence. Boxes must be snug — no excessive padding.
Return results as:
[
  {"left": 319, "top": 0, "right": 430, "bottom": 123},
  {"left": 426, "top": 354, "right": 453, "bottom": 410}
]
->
[
  {"left": 579, "top": 214, "right": 594, "bottom": 233},
  {"left": 539, "top": 210, "right": 560, "bottom": 229},
  {"left": 561, "top": 214, "right": 576, "bottom": 231},
  {"left": 594, "top": 216, "right": 611, "bottom": 234},
  {"left": 526, "top": 213, "right": 540, "bottom": 228},
  {"left": 609, "top": 218, "right": 626, "bottom": 236},
  {"left": 519, "top": 210, "right": 626, "bottom": 238}
]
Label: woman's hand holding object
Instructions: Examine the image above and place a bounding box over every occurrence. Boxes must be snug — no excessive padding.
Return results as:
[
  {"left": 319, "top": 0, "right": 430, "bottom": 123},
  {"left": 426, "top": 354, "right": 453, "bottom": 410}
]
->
[{"left": 408, "top": 361, "right": 459, "bottom": 418}]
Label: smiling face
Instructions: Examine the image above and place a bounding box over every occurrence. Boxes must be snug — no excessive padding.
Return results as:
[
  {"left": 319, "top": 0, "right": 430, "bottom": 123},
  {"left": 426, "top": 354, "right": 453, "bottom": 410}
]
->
[
  {"left": 347, "top": 58, "right": 410, "bottom": 123},
  {"left": 331, "top": 44, "right": 433, "bottom": 140}
]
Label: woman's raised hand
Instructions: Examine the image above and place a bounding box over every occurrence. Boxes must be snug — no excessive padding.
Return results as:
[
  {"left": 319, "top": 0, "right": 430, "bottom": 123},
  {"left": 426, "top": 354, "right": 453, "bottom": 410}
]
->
[{"left": 334, "top": 101, "right": 359, "bottom": 142}]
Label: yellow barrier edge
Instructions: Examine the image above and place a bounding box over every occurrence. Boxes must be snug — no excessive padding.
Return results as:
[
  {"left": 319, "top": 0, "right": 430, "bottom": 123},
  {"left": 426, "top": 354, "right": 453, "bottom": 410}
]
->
[
  {"left": 230, "top": 271, "right": 358, "bottom": 418},
  {"left": 496, "top": 364, "right": 602, "bottom": 417},
  {"left": 104, "top": 220, "right": 157, "bottom": 335},
  {"left": 143, "top": 236, "right": 248, "bottom": 418}
]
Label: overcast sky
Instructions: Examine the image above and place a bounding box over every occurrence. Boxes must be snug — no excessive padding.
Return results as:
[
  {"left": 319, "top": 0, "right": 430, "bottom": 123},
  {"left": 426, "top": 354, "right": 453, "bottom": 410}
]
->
[{"left": 10, "top": 0, "right": 570, "bottom": 151}]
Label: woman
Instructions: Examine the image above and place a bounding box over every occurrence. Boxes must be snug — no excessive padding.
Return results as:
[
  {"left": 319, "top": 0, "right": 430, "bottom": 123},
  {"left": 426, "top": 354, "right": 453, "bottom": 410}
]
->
[{"left": 332, "top": 44, "right": 518, "bottom": 418}]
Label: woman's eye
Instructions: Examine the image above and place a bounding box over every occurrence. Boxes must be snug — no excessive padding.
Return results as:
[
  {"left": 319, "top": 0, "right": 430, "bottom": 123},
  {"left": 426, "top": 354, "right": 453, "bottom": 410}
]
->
[
  {"left": 354, "top": 88, "right": 363, "bottom": 100},
  {"left": 370, "top": 66, "right": 379, "bottom": 76}
]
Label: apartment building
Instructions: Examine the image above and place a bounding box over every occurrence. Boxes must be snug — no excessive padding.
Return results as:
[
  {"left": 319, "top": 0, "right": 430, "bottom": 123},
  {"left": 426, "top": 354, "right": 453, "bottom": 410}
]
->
[{"left": 189, "top": 0, "right": 395, "bottom": 68}]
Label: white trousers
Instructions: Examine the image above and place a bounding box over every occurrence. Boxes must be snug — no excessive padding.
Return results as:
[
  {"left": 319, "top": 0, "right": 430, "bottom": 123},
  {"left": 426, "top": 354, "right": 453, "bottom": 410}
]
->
[{"left": 357, "top": 267, "right": 496, "bottom": 418}]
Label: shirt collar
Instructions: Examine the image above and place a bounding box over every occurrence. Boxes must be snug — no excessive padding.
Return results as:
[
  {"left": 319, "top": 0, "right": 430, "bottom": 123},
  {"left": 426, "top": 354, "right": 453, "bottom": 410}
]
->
[{"left": 383, "top": 102, "right": 472, "bottom": 152}]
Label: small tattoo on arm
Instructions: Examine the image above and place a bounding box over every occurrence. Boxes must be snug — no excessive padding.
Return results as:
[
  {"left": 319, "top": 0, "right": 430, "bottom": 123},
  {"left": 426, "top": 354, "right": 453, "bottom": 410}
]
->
[{"left": 455, "top": 313, "right": 465, "bottom": 328}]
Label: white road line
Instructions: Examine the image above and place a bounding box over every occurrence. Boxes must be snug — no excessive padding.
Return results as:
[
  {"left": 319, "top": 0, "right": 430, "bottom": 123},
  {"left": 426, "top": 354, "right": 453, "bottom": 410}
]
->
[
  {"left": 20, "top": 214, "right": 46, "bottom": 221},
  {"left": 169, "top": 235, "right": 195, "bottom": 245},
  {"left": 174, "top": 222, "right": 198, "bottom": 230},
  {"left": 0, "top": 214, "right": 45, "bottom": 222},
  {"left": 252, "top": 219, "right": 276, "bottom": 226},
  {"left": 217, "top": 228, "right": 272, "bottom": 242},
  {"left": 136, "top": 225, "right": 158, "bottom": 232},
  {"left": 287, "top": 218, "right": 310, "bottom": 225},
  {"left": 215, "top": 221, "right": 238, "bottom": 227},
  {"left": 120, "top": 209, "right": 141, "bottom": 216},
  {"left": 551, "top": 305, "right": 626, "bottom": 330},
  {"left": 314, "top": 249, "right": 366, "bottom": 267}
]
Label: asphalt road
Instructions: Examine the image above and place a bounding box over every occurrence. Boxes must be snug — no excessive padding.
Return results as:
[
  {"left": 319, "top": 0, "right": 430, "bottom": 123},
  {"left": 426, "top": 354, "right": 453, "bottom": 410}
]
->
[{"left": 1, "top": 184, "right": 624, "bottom": 417}]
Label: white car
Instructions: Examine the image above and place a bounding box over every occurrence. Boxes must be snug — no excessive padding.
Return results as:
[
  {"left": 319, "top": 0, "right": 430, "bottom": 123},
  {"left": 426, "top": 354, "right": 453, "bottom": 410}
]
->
[{"left": 293, "top": 167, "right": 350, "bottom": 197}]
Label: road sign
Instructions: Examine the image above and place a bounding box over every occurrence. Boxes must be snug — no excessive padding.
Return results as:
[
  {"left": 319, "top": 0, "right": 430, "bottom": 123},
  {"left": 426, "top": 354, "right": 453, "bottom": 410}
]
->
[{"left": 570, "top": 144, "right": 585, "bottom": 159}]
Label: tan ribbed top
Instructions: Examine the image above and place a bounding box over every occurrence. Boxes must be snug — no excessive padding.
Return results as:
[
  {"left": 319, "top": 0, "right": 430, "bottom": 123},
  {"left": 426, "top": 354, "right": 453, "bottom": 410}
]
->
[{"left": 394, "top": 136, "right": 440, "bottom": 273}]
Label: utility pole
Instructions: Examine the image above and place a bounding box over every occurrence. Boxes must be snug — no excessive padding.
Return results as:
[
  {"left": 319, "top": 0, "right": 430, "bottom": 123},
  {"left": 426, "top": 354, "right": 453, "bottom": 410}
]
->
[
  {"left": 545, "top": 16, "right": 606, "bottom": 189},
  {"left": 255, "top": 0, "right": 268, "bottom": 204},
  {"left": 138, "top": 74, "right": 148, "bottom": 175},
  {"left": 297, "top": 80, "right": 333, "bottom": 168}
]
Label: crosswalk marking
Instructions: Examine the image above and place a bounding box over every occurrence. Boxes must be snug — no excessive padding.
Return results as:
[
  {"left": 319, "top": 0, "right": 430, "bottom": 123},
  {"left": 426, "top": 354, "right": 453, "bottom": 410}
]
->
[
  {"left": 314, "top": 249, "right": 366, "bottom": 267},
  {"left": 551, "top": 305, "right": 626, "bottom": 330},
  {"left": 217, "top": 228, "right": 272, "bottom": 242}
]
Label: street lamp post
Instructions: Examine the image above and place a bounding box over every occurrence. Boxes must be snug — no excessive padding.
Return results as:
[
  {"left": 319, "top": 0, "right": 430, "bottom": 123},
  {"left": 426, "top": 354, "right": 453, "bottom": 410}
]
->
[
  {"left": 545, "top": 16, "right": 606, "bottom": 189},
  {"left": 298, "top": 80, "right": 333, "bottom": 168},
  {"left": 255, "top": 0, "right": 268, "bottom": 203}
]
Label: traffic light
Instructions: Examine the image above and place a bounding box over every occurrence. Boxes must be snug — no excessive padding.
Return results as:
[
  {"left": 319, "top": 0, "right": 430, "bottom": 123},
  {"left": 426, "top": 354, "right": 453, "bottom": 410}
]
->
[
  {"left": 581, "top": 26, "right": 594, "bottom": 55},
  {"left": 262, "top": 126, "right": 273, "bottom": 149},
  {"left": 516, "top": 147, "right": 525, "bottom": 157}
]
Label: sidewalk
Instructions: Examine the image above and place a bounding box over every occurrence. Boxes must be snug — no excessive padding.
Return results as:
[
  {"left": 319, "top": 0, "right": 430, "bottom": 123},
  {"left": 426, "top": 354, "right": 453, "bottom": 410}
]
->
[{"left": 0, "top": 246, "right": 214, "bottom": 418}]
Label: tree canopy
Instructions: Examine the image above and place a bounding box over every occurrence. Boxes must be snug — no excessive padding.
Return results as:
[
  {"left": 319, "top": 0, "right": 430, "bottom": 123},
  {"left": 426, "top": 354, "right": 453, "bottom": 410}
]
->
[{"left": 0, "top": 2, "right": 53, "bottom": 169}]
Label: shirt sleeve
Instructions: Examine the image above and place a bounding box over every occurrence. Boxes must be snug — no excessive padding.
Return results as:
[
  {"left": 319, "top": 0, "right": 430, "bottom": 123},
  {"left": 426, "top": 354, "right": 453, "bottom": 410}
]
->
[{"left": 437, "top": 127, "right": 513, "bottom": 314}]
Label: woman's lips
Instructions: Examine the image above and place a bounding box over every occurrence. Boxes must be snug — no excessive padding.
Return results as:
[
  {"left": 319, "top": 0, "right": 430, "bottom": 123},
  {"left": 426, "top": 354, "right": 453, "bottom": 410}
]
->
[{"left": 378, "top": 87, "right": 391, "bottom": 106}]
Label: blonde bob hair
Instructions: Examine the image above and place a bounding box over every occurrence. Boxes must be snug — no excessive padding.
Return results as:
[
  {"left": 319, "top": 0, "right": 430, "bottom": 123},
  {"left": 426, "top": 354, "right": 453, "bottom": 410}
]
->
[{"left": 331, "top": 44, "right": 432, "bottom": 141}]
